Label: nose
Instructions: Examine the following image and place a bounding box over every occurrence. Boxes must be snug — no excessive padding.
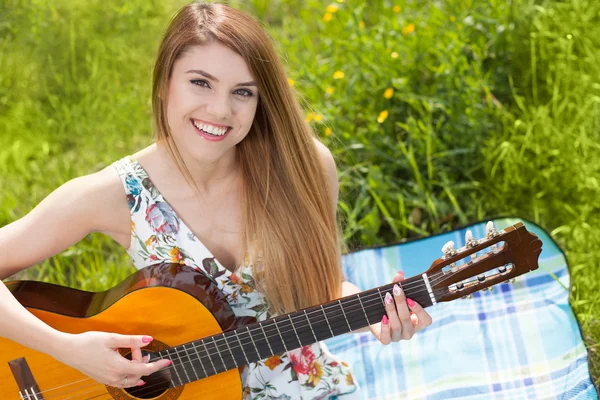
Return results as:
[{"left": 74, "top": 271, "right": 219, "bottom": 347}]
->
[{"left": 205, "top": 92, "right": 232, "bottom": 121}]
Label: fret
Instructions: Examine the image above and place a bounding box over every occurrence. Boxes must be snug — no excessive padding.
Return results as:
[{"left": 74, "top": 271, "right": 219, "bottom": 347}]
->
[
  {"left": 201, "top": 340, "right": 218, "bottom": 375},
  {"left": 212, "top": 336, "right": 230, "bottom": 371},
  {"left": 173, "top": 346, "right": 191, "bottom": 384},
  {"left": 321, "top": 305, "right": 334, "bottom": 337},
  {"left": 377, "top": 287, "right": 386, "bottom": 307},
  {"left": 259, "top": 322, "right": 274, "bottom": 356},
  {"left": 304, "top": 310, "right": 318, "bottom": 342},
  {"left": 191, "top": 341, "right": 209, "bottom": 378},
  {"left": 338, "top": 299, "right": 352, "bottom": 331},
  {"left": 233, "top": 330, "right": 250, "bottom": 364},
  {"left": 247, "top": 326, "right": 262, "bottom": 359},
  {"left": 357, "top": 294, "right": 373, "bottom": 326},
  {"left": 273, "top": 318, "right": 289, "bottom": 352},
  {"left": 165, "top": 349, "right": 183, "bottom": 387},
  {"left": 223, "top": 331, "right": 244, "bottom": 368},
  {"left": 182, "top": 343, "right": 201, "bottom": 381},
  {"left": 288, "top": 314, "right": 304, "bottom": 347}
]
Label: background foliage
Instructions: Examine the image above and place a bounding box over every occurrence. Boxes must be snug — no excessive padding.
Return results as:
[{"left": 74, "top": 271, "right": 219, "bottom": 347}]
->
[{"left": 1, "top": 0, "right": 598, "bottom": 385}]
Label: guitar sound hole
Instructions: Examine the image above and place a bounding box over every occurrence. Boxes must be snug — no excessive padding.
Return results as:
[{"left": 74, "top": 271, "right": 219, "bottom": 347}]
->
[{"left": 122, "top": 351, "right": 172, "bottom": 399}]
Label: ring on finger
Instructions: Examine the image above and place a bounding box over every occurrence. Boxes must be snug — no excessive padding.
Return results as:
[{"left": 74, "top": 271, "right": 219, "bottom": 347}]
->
[{"left": 124, "top": 376, "right": 128, "bottom": 386}]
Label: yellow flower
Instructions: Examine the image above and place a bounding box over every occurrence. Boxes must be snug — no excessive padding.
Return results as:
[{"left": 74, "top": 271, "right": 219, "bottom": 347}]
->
[
  {"left": 288, "top": 78, "right": 295, "bottom": 86},
  {"left": 169, "top": 247, "right": 183, "bottom": 263},
  {"left": 264, "top": 355, "right": 282, "bottom": 370},
  {"left": 327, "top": 4, "right": 338, "bottom": 13},
  {"left": 391, "top": 51, "right": 399, "bottom": 59},
  {"left": 346, "top": 372, "right": 355, "bottom": 386},
  {"left": 333, "top": 70, "right": 345, "bottom": 79},
  {"left": 402, "top": 24, "right": 416, "bottom": 34},
  {"left": 305, "top": 112, "right": 314, "bottom": 122},
  {"left": 326, "top": 87, "right": 335, "bottom": 95},
  {"left": 313, "top": 114, "right": 323, "bottom": 122},
  {"left": 393, "top": 5, "right": 401, "bottom": 13},
  {"left": 325, "top": 127, "right": 332, "bottom": 136},
  {"left": 377, "top": 110, "right": 389, "bottom": 123},
  {"left": 359, "top": 20, "right": 365, "bottom": 29},
  {"left": 307, "top": 361, "right": 323, "bottom": 387},
  {"left": 383, "top": 87, "right": 394, "bottom": 99},
  {"left": 323, "top": 12, "right": 333, "bottom": 22},
  {"left": 130, "top": 220, "right": 136, "bottom": 232}
]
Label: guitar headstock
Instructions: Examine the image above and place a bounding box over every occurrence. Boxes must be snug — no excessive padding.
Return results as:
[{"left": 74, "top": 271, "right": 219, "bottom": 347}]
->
[{"left": 425, "top": 222, "right": 543, "bottom": 302}]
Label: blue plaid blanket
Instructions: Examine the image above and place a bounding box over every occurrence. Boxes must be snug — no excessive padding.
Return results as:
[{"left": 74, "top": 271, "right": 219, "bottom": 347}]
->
[{"left": 326, "top": 218, "right": 598, "bottom": 399}]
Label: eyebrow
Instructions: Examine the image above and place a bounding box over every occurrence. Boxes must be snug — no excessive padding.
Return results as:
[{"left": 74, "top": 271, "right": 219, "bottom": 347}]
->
[{"left": 186, "top": 69, "right": 257, "bottom": 87}]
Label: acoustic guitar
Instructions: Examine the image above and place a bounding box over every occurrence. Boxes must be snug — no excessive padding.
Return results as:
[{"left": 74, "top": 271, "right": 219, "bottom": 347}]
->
[{"left": 1, "top": 222, "right": 542, "bottom": 399}]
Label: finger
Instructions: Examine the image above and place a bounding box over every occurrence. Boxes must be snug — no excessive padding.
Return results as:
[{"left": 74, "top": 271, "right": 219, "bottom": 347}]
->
[
  {"left": 131, "top": 347, "right": 143, "bottom": 363},
  {"left": 384, "top": 292, "right": 402, "bottom": 341},
  {"left": 142, "top": 355, "right": 150, "bottom": 363},
  {"left": 109, "top": 334, "right": 154, "bottom": 349},
  {"left": 130, "top": 358, "right": 172, "bottom": 377},
  {"left": 407, "top": 298, "right": 432, "bottom": 332},
  {"left": 393, "top": 284, "right": 414, "bottom": 340},
  {"left": 410, "top": 313, "right": 419, "bottom": 327},
  {"left": 391, "top": 270, "right": 405, "bottom": 283},
  {"left": 378, "top": 316, "right": 391, "bottom": 345}
]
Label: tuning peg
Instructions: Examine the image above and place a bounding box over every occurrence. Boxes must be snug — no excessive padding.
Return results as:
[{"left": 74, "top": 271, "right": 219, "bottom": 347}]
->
[
  {"left": 510, "top": 278, "right": 516, "bottom": 283},
  {"left": 486, "top": 221, "right": 497, "bottom": 238},
  {"left": 490, "top": 286, "right": 494, "bottom": 292},
  {"left": 482, "top": 287, "right": 488, "bottom": 291},
  {"left": 465, "top": 230, "right": 478, "bottom": 247},
  {"left": 442, "top": 240, "right": 456, "bottom": 256}
]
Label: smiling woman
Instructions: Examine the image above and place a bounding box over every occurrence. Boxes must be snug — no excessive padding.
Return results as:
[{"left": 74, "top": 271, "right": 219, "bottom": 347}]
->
[{"left": 0, "top": 1, "right": 431, "bottom": 399}]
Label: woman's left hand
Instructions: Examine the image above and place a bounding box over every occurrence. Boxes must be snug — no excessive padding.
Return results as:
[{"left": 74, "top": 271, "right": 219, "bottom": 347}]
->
[{"left": 369, "top": 271, "right": 433, "bottom": 344}]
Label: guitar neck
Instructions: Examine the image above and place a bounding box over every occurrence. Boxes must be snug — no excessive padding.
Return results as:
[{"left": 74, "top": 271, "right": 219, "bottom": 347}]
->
[{"left": 157, "top": 274, "right": 434, "bottom": 386}]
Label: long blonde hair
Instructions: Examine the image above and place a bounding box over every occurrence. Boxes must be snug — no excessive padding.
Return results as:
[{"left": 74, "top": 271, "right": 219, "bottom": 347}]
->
[{"left": 151, "top": 1, "right": 343, "bottom": 315}]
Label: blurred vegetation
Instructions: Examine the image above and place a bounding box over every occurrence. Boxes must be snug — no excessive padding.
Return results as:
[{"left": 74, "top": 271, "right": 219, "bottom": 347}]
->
[{"left": 0, "top": 0, "right": 598, "bottom": 385}]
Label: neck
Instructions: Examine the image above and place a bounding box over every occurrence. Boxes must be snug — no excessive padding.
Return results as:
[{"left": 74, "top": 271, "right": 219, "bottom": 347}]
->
[
  {"left": 155, "top": 274, "right": 435, "bottom": 387},
  {"left": 155, "top": 142, "right": 240, "bottom": 196}
]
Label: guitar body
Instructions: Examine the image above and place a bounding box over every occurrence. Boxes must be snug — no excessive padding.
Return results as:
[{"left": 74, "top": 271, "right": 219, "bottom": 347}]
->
[{"left": 1, "top": 263, "right": 251, "bottom": 399}]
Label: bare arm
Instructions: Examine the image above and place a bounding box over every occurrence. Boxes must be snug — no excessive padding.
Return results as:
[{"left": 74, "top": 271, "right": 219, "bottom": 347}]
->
[{"left": 0, "top": 167, "right": 169, "bottom": 386}]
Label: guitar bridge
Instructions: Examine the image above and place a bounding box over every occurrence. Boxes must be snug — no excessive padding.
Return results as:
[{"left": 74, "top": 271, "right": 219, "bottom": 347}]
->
[{"left": 8, "top": 357, "right": 44, "bottom": 400}]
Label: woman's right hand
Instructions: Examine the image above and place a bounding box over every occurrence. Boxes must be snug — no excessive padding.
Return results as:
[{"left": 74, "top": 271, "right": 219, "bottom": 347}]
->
[{"left": 52, "top": 331, "right": 172, "bottom": 388}]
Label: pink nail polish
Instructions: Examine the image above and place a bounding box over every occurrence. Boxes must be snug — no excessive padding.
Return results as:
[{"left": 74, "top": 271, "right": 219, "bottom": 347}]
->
[
  {"left": 385, "top": 292, "right": 393, "bottom": 304},
  {"left": 382, "top": 315, "right": 389, "bottom": 325},
  {"left": 142, "top": 336, "right": 153, "bottom": 344},
  {"left": 393, "top": 284, "right": 402, "bottom": 296},
  {"left": 165, "top": 360, "right": 172, "bottom": 367},
  {"left": 406, "top": 298, "right": 416, "bottom": 307},
  {"left": 137, "top": 381, "right": 146, "bottom": 387}
]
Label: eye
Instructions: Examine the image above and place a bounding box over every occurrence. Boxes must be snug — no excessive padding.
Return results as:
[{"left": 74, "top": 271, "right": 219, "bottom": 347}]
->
[
  {"left": 190, "top": 79, "right": 210, "bottom": 88},
  {"left": 235, "top": 89, "right": 254, "bottom": 97}
]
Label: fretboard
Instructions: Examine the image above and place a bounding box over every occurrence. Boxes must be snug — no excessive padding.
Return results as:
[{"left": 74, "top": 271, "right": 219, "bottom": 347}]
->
[{"left": 156, "top": 274, "right": 434, "bottom": 387}]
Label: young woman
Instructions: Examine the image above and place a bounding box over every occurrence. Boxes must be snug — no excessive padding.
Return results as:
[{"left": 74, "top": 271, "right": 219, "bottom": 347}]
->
[{"left": 0, "top": 1, "right": 432, "bottom": 398}]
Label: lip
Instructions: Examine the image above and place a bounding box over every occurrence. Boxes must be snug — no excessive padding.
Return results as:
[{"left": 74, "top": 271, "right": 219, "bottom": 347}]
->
[
  {"left": 191, "top": 118, "right": 231, "bottom": 129},
  {"left": 191, "top": 119, "right": 231, "bottom": 142}
]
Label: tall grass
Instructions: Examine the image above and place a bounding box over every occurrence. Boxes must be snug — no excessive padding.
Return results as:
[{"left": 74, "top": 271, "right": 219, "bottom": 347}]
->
[{"left": 0, "top": 0, "right": 598, "bottom": 385}]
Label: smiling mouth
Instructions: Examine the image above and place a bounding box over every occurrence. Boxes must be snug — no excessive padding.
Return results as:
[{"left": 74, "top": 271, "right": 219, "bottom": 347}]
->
[{"left": 191, "top": 119, "right": 231, "bottom": 137}]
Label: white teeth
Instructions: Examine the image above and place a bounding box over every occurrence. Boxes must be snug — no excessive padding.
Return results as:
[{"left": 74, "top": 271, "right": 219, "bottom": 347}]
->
[{"left": 192, "top": 120, "right": 228, "bottom": 136}]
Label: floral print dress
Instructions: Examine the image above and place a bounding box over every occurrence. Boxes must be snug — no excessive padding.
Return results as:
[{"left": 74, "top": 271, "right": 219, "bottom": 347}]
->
[{"left": 112, "top": 156, "right": 359, "bottom": 400}]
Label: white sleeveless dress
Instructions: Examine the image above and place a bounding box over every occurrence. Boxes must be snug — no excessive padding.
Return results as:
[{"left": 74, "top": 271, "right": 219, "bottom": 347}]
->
[{"left": 112, "top": 155, "right": 359, "bottom": 400}]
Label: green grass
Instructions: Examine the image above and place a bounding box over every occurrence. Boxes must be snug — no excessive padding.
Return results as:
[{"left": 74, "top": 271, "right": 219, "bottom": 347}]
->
[{"left": 1, "top": 0, "right": 598, "bottom": 386}]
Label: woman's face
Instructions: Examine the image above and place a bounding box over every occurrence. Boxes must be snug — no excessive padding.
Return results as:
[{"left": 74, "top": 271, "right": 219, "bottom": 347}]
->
[{"left": 166, "top": 41, "right": 259, "bottom": 164}]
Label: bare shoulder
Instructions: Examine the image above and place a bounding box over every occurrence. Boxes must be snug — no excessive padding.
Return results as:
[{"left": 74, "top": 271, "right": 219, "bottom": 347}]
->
[
  {"left": 312, "top": 137, "right": 339, "bottom": 206},
  {"left": 0, "top": 163, "right": 130, "bottom": 277}
]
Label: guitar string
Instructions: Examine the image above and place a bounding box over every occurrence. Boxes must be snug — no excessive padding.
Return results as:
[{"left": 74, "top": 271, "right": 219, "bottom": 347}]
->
[
  {"left": 32, "top": 279, "right": 468, "bottom": 400},
  {"left": 31, "top": 283, "right": 445, "bottom": 400},
  {"left": 28, "top": 249, "right": 505, "bottom": 399}
]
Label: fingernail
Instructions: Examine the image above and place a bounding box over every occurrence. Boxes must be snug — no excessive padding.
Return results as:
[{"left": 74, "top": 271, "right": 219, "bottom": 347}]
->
[
  {"left": 398, "top": 270, "right": 404, "bottom": 277},
  {"left": 137, "top": 381, "right": 146, "bottom": 387},
  {"left": 393, "top": 284, "right": 402, "bottom": 297},
  {"left": 382, "top": 315, "right": 389, "bottom": 325},
  {"left": 385, "top": 292, "right": 393, "bottom": 304},
  {"left": 406, "top": 298, "right": 416, "bottom": 307},
  {"left": 165, "top": 360, "right": 172, "bottom": 367},
  {"left": 142, "top": 336, "right": 153, "bottom": 344}
]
